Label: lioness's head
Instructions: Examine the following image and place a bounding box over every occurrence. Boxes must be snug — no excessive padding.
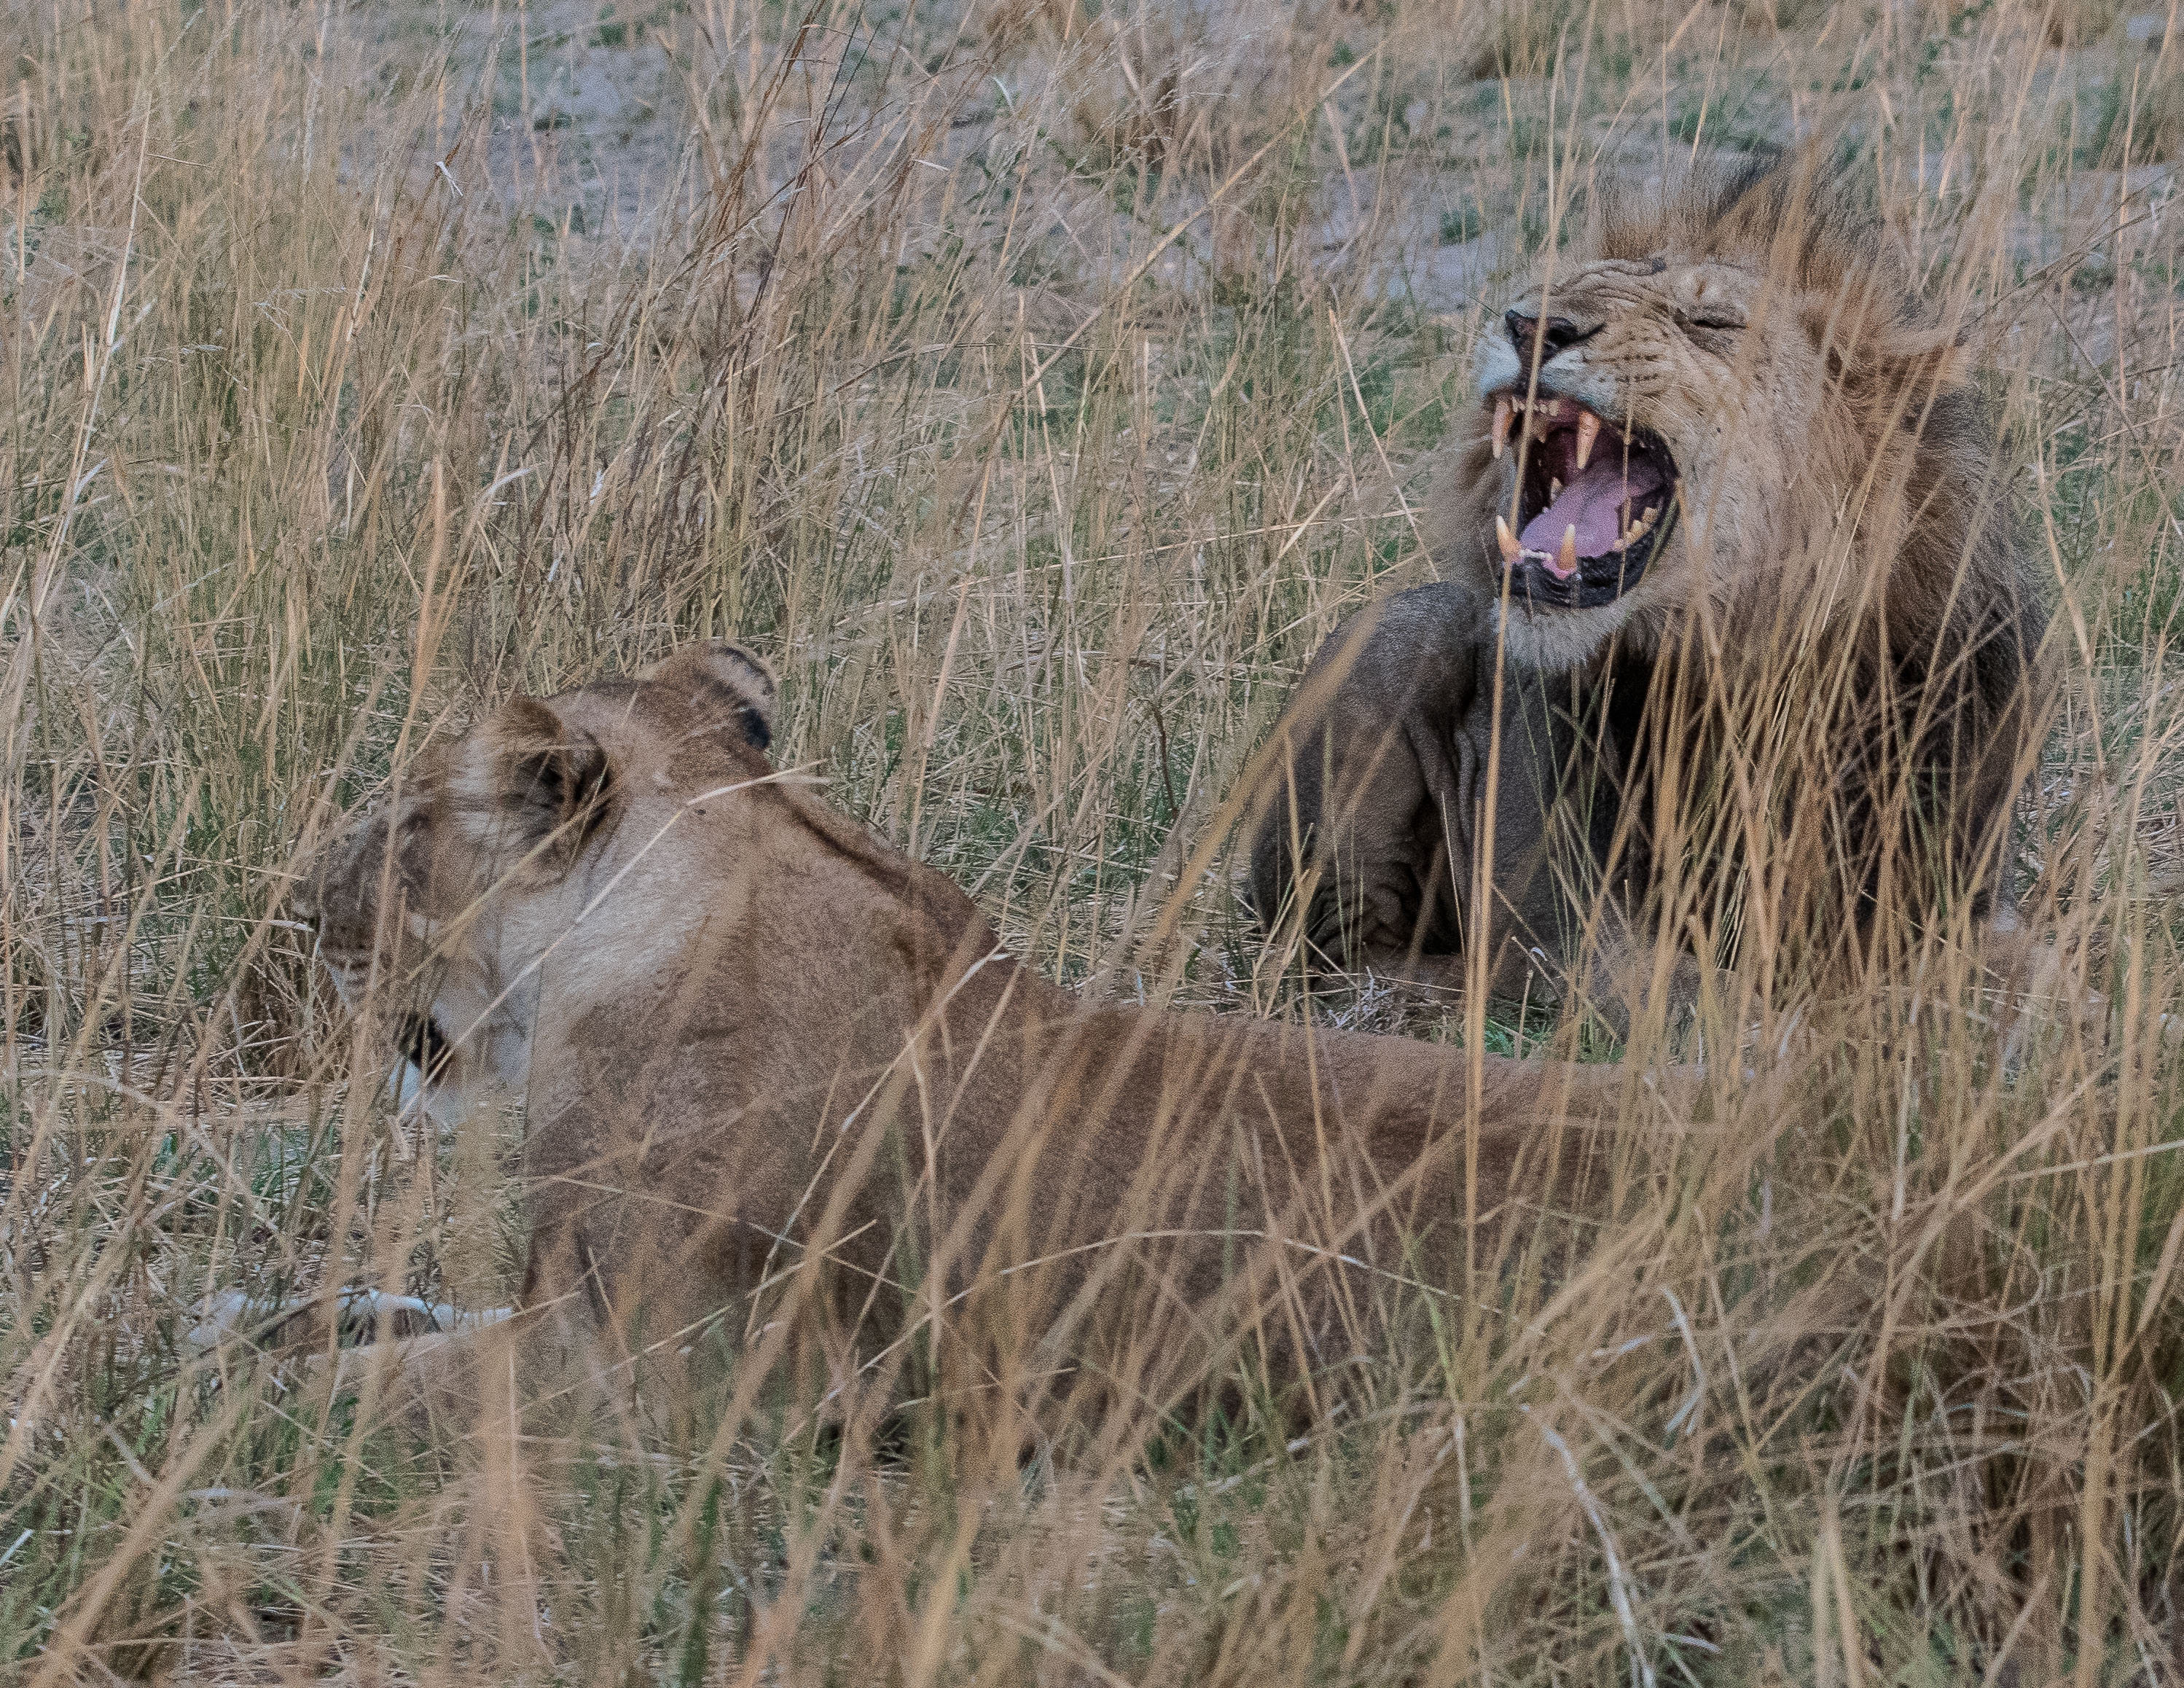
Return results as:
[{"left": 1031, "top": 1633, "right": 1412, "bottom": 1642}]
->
[
  {"left": 1445, "top": 155, "right": 1985, "bottom": 669},
  {"left": 294, "top": 643, "right": 780, "bottom": 1123}
]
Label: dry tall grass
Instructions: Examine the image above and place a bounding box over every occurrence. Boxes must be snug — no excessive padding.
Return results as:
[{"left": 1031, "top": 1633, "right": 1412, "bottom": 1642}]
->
[{"left": 3, "top": 0, "right": 2183, "bottom": 1681}]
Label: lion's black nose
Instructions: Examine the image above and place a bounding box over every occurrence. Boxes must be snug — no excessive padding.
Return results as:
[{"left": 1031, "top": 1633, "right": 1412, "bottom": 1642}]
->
[{"left": 1506, "top": 309, "right": 1586, "bottom": 356}]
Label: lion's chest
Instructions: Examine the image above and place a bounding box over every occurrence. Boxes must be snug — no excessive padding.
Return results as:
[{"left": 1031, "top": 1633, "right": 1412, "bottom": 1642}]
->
[{"left": 1431, "top": 649, "right": 1653, "bottom": 960}]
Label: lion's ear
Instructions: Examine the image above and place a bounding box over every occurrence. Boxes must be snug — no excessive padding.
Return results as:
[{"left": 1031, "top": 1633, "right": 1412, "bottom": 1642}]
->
[
  {"left": 641, "top": 640, "right": 778, "bottom": 752},
  {"left": 477, "top": 697, "right": 615, "bottom": 868},
  {"left": 1807, "top": 294, "right": 1968, "bottom": 410},
  {"left": 1867, "top": 321, "right": 1968, "bottom": 405}
]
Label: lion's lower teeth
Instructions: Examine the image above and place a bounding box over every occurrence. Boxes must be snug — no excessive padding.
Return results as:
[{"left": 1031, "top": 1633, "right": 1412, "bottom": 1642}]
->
[{"left": 1615, "top": 506, "right": 1662, "bottom": 550}]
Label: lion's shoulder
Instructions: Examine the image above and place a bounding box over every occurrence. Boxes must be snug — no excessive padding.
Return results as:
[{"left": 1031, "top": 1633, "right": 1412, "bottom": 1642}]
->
[{"left": 1292, "top": 582, "right": 1490, "bottom": 728}]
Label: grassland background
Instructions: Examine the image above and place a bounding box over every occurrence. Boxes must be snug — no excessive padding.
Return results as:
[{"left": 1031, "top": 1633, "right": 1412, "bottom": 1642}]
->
[{"left": 4, "top": 0, "right": 2184, "bottom": 1679}]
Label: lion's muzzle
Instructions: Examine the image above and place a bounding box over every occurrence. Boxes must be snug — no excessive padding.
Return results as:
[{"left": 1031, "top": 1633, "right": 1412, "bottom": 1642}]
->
[{"left": 1487, "top": 388, "right": 1680, "bottom": 611}]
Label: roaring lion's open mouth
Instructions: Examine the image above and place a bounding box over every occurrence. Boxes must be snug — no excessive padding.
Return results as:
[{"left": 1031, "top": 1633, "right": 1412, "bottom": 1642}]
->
[{"left": 1487, "top": 390, "right": 1680, "bottom": 609}]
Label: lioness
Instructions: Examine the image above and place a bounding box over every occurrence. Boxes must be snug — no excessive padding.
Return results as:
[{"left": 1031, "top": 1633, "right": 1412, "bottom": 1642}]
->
[
  {"left": 1247, "top": 157, "right": 2051, "bottom": 1012},
  {"left": 295, "top": 644, "right": 1653, "bottom": 1415}
]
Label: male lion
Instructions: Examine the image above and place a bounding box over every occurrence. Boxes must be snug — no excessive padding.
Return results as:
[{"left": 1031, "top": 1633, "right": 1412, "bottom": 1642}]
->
[
  {"left": 291, "top": 644, "right": 1653, "bottom": 1420},
  {"left": 1246, "top": 157, "right": 2050, "bottom": 1015}
]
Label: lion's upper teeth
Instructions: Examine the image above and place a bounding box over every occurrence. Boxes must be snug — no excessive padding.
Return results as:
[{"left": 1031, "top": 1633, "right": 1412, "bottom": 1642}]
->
[
  {"left": 1574, "top": 411, "right": 1601, "bottom": 472},
  {"left": 1549, "top": 477, "right": 1563, "bottom": 499}
]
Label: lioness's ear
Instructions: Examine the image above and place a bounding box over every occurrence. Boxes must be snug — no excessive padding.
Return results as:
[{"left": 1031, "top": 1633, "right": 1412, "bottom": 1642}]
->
[
  {"left": 479, "top": 697, "right": 614, "bottom": 867},
  {"left": 641, "top": 640, "right": 778, "bottom": 751}
]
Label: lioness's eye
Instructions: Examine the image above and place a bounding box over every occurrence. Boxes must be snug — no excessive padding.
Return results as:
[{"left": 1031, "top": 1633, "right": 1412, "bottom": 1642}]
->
[{"left": 1680, "top": 314, "right": 1743, "bottom": 332}]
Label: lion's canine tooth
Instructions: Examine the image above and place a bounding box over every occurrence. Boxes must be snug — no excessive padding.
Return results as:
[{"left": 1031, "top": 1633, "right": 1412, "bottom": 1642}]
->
[
  {"left": 1574, "top": 410, "right": 1601, "bottom": 472},
  {"left": 1557, "top": 525, "right": 1578, "bottom": 575},
  {"left": 1549, "top": 477, "right": 1562, "bottom": 499},
  {"left": 1492, "top": 396, "right": 1511, "bottom": 458},
  {"left": 1496, "top": 515, "right": 1521, "bottom": 562}
]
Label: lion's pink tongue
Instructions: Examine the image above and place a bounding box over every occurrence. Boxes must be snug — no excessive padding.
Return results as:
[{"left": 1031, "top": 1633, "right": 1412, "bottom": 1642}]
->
[{"left": 1519, "top": 456, "right": 1670, "bottom": 562}]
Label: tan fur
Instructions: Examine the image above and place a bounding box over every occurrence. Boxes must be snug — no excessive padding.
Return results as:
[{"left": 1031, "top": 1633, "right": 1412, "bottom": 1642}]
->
[
  {"left": 1248, "top": 157, "right": 2050, "bottom": 1011},
  {"left": 297, "top": 645, "right": 1653, "bottom": 1419}
]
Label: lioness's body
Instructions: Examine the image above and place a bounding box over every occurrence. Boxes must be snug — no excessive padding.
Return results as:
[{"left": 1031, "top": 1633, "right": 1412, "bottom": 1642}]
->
[
  {"left": 303, "top": 647, "right": 1637, "bottom": 1409},
  {"left": 1248, "top": 158, "right": 2050, "bottom": 1007}
]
